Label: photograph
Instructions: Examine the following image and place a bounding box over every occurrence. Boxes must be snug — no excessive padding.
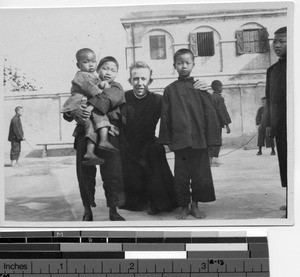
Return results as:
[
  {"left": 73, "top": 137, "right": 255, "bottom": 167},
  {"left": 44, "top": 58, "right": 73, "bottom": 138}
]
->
[{"left": 0, "top": 1, "right": 293, "bottom": 227}]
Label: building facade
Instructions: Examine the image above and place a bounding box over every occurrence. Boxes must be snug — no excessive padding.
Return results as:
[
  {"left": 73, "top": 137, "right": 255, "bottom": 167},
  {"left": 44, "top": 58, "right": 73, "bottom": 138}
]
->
[{"left": 121, "top": 8, "right": 288, "bottom": 137}]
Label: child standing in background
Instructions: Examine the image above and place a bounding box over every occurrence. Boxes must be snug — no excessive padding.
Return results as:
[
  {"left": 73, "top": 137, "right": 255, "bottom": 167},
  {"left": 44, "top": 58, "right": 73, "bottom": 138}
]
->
[
  {"left": 159, "top": 48, "right": 220, "bottom": 220},
  {"left": 208, "top": 80, "right": 231, "bottom": 167}
]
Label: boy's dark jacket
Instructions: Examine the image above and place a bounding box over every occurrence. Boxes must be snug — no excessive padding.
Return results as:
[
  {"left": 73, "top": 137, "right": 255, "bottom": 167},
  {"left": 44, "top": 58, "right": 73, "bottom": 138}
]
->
[
  {"left": 159, "top": 77, "right": 221, "bottom": 151},
  {"left": 8, "top": 114, "right": 24, "bottom": 142}
]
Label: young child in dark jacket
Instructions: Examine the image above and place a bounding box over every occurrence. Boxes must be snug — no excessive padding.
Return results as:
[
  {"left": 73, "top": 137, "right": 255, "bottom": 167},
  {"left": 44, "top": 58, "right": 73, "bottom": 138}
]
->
[{"left": 159, "top": 48, "right": 220, "bottom": 219}]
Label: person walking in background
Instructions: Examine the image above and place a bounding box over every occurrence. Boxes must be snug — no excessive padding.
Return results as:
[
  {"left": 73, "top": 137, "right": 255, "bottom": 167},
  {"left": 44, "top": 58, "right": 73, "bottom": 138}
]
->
[
  {"left": 261, "top": 27, "right": 287, "bottom": 211},
  {"left": 256, "top": 96, "right": 276, "bottom": 156},
  {"left": 8, "top": 106, "right": 24, "bottom": 167},
  {"left": 208, "top": 80, "right": 231, "bottom": 167}
]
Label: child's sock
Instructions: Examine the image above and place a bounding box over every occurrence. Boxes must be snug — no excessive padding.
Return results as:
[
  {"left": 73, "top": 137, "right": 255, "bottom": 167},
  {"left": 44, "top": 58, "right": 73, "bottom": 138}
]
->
[
  {"left": 176, "top": 206, "right": 190, "bottom": 220},
  {"left": 190, "top": 202, "right": 206, "bottom": 219},
  {"left": 98, "top": 127, "right": 119, "bottom": 152}
]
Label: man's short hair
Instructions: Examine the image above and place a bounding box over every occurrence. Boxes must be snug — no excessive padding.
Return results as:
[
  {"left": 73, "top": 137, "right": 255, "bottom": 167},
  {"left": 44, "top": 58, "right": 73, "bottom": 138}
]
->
[
  {"left": 211, "top": 80, "right": 223, "bottom": 91},
  {"left": 15, "top": 106, "right": 23, "bottom": 113},
  {"left": 97, "top": 56, "right": 119, "bottom": 71},
  {"left": 173, "top": 48, "right": 195, "bottom": 63},
  {"left": 274, "top": 27, "right": 287, "bottom": 35},
  {"left": 128, "top": 61, "right": 153, "bottom": 84},
  {"left": 75, "top": 48, "right": 95, "bottom": 62}
]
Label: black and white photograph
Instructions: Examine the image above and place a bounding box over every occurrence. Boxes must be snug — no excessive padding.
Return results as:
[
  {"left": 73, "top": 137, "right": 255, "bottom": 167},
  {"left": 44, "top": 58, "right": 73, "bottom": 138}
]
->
[{"left": 0, "top": 1, "right": 293, "bottom": 227}]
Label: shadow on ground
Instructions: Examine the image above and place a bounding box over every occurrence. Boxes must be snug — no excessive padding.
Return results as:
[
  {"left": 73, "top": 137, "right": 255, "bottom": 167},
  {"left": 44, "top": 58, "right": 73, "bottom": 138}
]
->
[{"left": 5, "top": 197, "right": 77, "bottom": 221}]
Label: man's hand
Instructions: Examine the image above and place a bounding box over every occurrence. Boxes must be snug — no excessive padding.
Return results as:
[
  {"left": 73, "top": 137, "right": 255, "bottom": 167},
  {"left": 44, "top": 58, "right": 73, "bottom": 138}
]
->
[
  {"left": 225, "top": 125, "right": 231, "bottom": 134},
  {"left": 194, "top": 79, "right": 210, "bottom": 91},
  {"left": 69, "top": 104, "right": 92, "bottom": 124}
]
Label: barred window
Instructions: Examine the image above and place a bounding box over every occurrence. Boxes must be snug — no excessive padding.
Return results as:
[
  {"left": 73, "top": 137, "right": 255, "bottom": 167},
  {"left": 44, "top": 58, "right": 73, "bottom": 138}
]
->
[
  {"left": 236, "top": 28, "right": 269, "bottom": 54},
  {"left": 150, "top": 35, "right": 166, "bottom": 60},
  {"left": 189, "top": 32, "right": 215, "bottom": 57},
  {"left": 197, "top": 32, "right": 215, "bottom": 56}
]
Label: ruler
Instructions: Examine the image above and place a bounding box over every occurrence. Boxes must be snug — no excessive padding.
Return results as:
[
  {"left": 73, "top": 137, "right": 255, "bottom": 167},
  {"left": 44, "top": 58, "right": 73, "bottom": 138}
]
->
[{"left": 0, "top": 231, "right": 269, "bottom": 277}]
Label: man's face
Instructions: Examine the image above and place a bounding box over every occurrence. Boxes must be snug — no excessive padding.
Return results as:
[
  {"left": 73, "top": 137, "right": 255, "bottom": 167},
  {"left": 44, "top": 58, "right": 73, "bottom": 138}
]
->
[
  {"left": 130, "top": 67, "right": 151, "bottom": 97},
  {"left": 273, "top": 33, "right": 287, "bottom": 58}
]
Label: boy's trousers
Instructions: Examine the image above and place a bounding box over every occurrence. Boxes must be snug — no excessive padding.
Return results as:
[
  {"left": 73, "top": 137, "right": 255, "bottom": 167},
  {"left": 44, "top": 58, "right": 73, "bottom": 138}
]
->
[
  {"left": 10, "top": 141, "right": 21, "bottom": 161},
  {"left": 174, "top": 147, "right": 216, "bottom": 206},
  {"left": 75, "top": 129, "right": 125, "bottom": 208}
]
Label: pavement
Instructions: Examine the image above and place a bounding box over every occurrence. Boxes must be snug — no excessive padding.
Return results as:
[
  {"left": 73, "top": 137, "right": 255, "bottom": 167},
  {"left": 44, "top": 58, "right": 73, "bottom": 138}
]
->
[{"left": 4, "top": 148, "right": 287, "bottom": 225}]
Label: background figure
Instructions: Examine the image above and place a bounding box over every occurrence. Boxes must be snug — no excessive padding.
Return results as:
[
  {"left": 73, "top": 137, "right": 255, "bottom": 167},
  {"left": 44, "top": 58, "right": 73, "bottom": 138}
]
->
[
  {"left": 208, "top": 80, "right": 231, "bottom": 167},
  {"left": 120, "top": 61, "right": 176, "bottom": 215},
  {"left": 256, "top": 97, "right": 275, "bottom": 156},
  {"left": 261, "top": 27, "right": 287, "bottom": 211},
  {"left": 8, "top": 106, "right": 24, "bottom": 166}
]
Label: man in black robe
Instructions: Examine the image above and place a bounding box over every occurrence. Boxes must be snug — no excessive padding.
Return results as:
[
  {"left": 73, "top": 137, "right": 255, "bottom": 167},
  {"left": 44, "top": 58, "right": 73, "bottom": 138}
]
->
[{"left": 120, "top": 61, "right": 176, "bottom": 214}]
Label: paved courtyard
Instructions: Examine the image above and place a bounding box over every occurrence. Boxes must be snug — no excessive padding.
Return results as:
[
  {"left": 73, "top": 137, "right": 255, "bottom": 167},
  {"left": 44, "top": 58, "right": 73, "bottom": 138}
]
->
[{"left": 4, "top": 147, "right": 288, "bottom": 225}]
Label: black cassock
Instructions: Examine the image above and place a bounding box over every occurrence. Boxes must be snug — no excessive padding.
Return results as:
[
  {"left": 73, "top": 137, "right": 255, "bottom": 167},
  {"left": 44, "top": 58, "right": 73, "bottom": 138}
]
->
[{"left": 120, "top": 90, "right": 176, "bottom": 212}]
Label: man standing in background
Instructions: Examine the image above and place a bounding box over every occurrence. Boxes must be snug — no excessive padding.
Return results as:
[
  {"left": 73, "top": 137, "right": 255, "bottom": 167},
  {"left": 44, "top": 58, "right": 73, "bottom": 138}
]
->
[
  {"left": 8, "top": 106, "right": 24, "bottom": 167},
  {"left": 256, "top": 96, "right": 276, "bottom": 156},
  {"left": 261, "top": 27, "right": 287, "bottom": 211}
]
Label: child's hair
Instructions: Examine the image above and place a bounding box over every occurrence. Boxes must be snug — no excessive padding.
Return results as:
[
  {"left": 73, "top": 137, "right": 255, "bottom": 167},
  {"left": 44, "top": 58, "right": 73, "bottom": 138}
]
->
[
  {"left": 97, "top": 56, "right": 119, "bottom": 71},
  {"left": 15, "top": 106, "right": 23, "bottom": 113},
  {"left": 274, "top": 27, "right": 287, "bottom": 35},
  {"left": 128, "top": 61, "right": 153, "bottom": 84},
  {"left": 173, "top": 48, "right": 195, "bottom": 63},
  {"left": 211, "top": 80, "right": 223, "bottom": 91},
  {"left": 75, "top": 48, "right": 95, "bottom": 62}
]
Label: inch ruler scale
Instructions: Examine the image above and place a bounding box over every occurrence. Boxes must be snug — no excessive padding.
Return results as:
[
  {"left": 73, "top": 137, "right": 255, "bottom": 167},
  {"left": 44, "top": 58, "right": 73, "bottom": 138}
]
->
[{"left": 0, "top": 231, "right": 270, "bottom": 277}]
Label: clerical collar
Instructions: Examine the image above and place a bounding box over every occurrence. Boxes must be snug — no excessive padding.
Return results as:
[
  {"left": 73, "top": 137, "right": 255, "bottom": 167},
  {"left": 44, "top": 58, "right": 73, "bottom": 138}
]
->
[
  {"left": 178, "top": 76, "right": 194, "bottom": 82},
  {"left": 133, "top": 91, "right": 148, "bottom": 99}
]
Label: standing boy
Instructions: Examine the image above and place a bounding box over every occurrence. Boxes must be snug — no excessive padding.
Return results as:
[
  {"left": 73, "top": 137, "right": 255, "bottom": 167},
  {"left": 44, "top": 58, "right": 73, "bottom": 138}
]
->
[
  {"left": 209, "top": 80, "right": 231, "bottom": 167},
  {"left": 159, "top": 48, "right": 220, "bottom": 219},
  {"left": 8, "top": 106, "right": 24, "bottom": 166},
  {"left": 256, "top": 97, "right": 275, "bottom": 156},
  {"left": 64, "top": 55, "right": 126, "bottom": 221},
  {"left": 261, "top": 27, "right": 287, "bottom": 210}
]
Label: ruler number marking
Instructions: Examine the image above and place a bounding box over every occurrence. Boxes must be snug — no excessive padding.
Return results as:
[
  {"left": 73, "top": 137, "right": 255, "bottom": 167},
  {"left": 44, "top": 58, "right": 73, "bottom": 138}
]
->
[{"left": 129, "top": 262, "right": 135, "bottom": 271}]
